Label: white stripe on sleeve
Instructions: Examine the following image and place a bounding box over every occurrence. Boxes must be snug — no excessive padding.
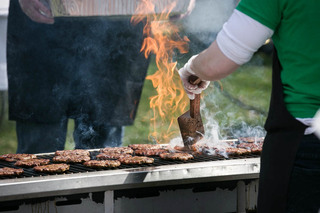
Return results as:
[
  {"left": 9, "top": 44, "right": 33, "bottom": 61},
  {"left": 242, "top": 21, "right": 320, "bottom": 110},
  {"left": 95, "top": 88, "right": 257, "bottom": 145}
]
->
[{"left": 216, "top": 9, "right": 274, "bottom": 65}]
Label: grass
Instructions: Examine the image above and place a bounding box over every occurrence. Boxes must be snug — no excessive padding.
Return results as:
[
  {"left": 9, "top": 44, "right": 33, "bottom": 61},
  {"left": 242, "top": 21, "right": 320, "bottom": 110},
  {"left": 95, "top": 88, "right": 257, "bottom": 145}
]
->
[{"left": 0, "top": 53, "right": 272, "bottom": 154}]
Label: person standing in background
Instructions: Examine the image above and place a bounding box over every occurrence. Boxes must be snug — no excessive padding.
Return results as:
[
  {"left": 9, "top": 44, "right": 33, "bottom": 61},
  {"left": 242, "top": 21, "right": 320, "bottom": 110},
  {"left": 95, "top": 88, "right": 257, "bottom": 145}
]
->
[
  {"left": 7, "top": 0, "right": 150, "bottom": 154},
  {"left": 178, "top": 0, "right": 320, "bottom": 212}
]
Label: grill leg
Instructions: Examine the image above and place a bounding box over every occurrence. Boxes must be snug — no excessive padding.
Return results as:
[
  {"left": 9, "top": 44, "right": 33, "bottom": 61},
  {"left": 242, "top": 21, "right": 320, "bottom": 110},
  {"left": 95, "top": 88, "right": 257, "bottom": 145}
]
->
[
  {"left": 104, "top": 190, "right": 114, "bottom": 213},
  {"left": 237, "top": 181, "right": 246, "bottom": 213}
]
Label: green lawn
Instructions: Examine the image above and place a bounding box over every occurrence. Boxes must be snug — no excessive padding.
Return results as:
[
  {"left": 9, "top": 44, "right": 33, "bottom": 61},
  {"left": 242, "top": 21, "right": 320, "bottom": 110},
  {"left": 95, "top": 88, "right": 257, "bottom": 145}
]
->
[{"left": 0, "top": 53, "right": 272, "bottom": 154}]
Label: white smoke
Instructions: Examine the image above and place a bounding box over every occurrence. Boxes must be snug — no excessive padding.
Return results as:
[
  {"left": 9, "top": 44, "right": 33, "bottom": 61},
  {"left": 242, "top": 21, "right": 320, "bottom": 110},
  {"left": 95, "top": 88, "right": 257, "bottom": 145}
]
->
[{"left": 182, "top": 0, "right": 237, "bottom": 46}]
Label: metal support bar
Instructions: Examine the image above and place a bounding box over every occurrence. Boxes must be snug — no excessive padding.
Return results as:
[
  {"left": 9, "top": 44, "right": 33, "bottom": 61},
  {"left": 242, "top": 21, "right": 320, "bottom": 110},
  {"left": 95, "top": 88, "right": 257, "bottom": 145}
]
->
[
  {"left": 104, "top": 191, "right": 114, "bottom": 213},
  {"left": 237, "top": 181, "right": 246, "bottom": 213}
]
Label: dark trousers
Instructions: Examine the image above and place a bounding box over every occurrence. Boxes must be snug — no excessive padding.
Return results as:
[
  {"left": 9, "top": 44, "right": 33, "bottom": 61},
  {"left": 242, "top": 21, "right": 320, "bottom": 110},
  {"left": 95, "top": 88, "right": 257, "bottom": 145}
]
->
[
  {"left": 16, "top": 118, "right": 123, "bottom": 154},
  {"left": 287, "top": 134, "right": 320, "bottom": 213}
]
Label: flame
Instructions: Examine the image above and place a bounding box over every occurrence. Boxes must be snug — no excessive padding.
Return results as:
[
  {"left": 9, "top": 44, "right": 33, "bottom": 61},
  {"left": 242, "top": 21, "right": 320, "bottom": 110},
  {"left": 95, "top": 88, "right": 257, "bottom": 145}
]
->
[{"left": 131, "top": 0, "right": 190, "bottom": 143}]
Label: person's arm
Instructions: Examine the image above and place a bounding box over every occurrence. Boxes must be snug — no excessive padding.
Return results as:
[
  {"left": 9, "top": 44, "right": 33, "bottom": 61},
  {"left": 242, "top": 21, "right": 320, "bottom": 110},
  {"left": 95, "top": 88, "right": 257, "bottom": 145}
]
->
[
  {"left": 19, "top": 0, "right": 54, "bottom": 24},
  {"left": 179, "top": 9, "right": 273, "bottom": 99},
  {"left": 191, "top": 41, "right": 239, "bottom": 81}
]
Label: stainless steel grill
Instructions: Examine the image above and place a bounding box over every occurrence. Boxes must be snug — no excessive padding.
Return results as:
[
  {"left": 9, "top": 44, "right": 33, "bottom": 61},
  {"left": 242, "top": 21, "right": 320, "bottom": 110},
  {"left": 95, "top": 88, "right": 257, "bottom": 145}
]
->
[
  {"left": 0, "top": 151, "right": 260, "bottom": 180},
  {"left": 0, "top": 150, "right": 260, "bottom": 203}
]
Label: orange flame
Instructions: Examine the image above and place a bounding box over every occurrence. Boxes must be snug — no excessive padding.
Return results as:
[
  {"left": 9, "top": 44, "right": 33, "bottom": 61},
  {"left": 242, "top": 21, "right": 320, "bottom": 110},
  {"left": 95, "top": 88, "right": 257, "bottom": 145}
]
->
[{"left": 131, "top": 0, "right": 190, "bottom": 143}]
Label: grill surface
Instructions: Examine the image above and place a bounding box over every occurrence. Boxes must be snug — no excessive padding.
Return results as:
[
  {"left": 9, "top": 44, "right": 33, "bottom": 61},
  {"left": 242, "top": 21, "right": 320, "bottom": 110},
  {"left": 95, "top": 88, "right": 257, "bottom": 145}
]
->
[
  {"left": 0, "top": 150, "right": 261, "bottom": 202},
  {"left": 0, "top": 151, "right": 259, "bottom": 180}
]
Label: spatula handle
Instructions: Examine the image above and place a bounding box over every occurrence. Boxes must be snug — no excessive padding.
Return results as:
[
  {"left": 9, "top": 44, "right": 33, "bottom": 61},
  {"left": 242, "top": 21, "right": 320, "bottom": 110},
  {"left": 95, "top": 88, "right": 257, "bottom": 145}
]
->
[
  {"left": 190, "top": 94, "right": 200, "bottom": 118},
  {"left": 189, "top": 75, "right": 201, "bottom": 119}
]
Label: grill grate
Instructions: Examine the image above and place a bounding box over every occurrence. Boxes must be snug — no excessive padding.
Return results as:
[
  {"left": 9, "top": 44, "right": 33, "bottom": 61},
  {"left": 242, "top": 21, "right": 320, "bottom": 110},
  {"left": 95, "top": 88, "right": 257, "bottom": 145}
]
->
[{"left": 0, "top": 151, "right": 260, "bottom": 180}]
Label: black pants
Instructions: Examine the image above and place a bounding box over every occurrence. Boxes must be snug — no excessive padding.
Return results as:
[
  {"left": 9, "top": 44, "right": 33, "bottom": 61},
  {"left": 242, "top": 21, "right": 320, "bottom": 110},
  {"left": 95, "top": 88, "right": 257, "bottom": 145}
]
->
[
  {"left": 287, "top": 134, "right": 320, "bottom": 213},
  {"left": 16, "top": 118, "right": 123, "bottom": 154}
]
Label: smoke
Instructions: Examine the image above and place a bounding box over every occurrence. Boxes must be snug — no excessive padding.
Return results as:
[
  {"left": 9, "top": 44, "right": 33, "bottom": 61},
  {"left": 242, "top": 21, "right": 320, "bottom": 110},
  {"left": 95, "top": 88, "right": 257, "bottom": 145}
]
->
[
  {"left": 181, "top": 0, "right": 237, "bottom": 51},
  {"left": 200, "top": 83, "right": 267, "bottom": 140}
]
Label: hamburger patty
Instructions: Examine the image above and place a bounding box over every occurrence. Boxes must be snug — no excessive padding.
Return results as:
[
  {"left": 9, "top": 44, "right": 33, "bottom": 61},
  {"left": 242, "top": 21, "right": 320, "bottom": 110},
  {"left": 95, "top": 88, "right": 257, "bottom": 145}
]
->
[
  {"left": 55, "top": 149, "right": 90, "bottom": 156},
  {"left": 134, "top": 149, "right": 169, "bottom": 156},
  {"left": 34, "top": 164, "right": 70, "bottom": 173},
  {"left": 0, "top": 154, "right": 37, "bottom": 162},
  {"left": 100, "top": 147, "right": 133, "bottom": 155},
  {"left": 159, "top": 152, "right": 194, "bottom": 161},
  {"left": 14, "top": 158, "right": 50, "bottom": 167},
  {"left": 0, "top": 167, "right": 24, "bottom": 176},
  {"left": 128, "top": 144, "right": 161, "bottom": 150},
  {"left": 83, "top": 160, "right": 121, "bottom": 168},
  {"left": 119, "top": 156, "right": 154, "bottom": 164},
  {"left": 52, "top": 155, "right": 90, "bottom": 163},
  {"left": 96, "top": 153, "right": 131, "bottom": 160}
]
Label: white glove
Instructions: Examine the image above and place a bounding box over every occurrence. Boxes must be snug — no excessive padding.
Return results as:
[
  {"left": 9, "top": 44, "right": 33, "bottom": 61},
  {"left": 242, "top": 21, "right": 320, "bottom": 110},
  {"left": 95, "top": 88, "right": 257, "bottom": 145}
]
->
[
  {"left": 178, "top": 55, "right": 210, "bottom": 100},
  {"left": 312, "top": 109, "right": 320, "bottom": 139}
]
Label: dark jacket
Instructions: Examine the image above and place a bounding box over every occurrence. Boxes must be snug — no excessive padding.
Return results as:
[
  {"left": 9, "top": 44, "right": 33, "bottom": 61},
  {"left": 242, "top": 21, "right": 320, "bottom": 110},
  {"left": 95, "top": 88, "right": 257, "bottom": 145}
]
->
[{"left": 7, "top": 0, "right": 149, "bottom": 125}]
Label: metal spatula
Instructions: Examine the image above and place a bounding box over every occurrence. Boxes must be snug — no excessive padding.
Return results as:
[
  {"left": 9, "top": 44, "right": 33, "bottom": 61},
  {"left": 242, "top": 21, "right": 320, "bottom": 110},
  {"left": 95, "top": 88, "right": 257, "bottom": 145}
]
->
[{"left": 177, "top": 75, "right": 205, "bottom": 148}]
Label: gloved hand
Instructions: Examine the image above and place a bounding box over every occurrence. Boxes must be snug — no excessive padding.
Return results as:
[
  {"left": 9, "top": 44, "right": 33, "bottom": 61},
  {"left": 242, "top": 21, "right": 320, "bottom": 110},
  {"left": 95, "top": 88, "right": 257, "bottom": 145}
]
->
[
  {"left": 19, "top": 0, "right": 54, "bottom": 24},
  {"left": 178, "top": 55, "right": 210, "bottom": 100}
]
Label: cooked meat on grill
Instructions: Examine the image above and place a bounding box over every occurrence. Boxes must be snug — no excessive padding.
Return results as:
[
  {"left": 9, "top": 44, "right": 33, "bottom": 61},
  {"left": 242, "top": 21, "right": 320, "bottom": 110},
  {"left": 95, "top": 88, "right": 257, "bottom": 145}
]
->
[
  {"left": 34, "top": 164, "right": 70, "bottom": 173},
  {"left": 238, "top": 137, "right": 264, "bottom": 143},
  {"left": 134, "top": 148, "right": 169, "bottom": 156},
  {"left": 100, "top": 147, "right": 134, "bottom": 155},
  {"left": 190, "top": 143, "right": 210, "bottom": 152},
  {"left": 0, "top": 154, "right": 37, "bottom": 162},
  {"left": 83, "top": 160, "right": 121, "bottom": 168},
  {"left": 52, "top": 155, "right": 90, "bottom": 163},
  {"left": 0, "top": 167, "right": 24, "bottom": 176},
  {"left": 237, "top": 143, "right": 263, "bottom": 154},
  {"left": 223, "top": 148, "right": 251, "bottom": 156},
  {"left": 128, "top": 144, "right": 162, "bottom": 150},
  {"left": 14, "top": 158, "right": 50, "bottom": 167},
  {"left": 119, "top": 156, "right": 154, "bottom": 164},
  {"left": 96, "top": 153, "right": 132, "bottom": 160},
  {"left": 55, "top": 149, "right": 90, "bottom": 156},
  {"left": 159, "top": 152, "right": 194, "bottom": 161},
  {"left": 251, "top": 146, "right": 263, "bottom": 154}
]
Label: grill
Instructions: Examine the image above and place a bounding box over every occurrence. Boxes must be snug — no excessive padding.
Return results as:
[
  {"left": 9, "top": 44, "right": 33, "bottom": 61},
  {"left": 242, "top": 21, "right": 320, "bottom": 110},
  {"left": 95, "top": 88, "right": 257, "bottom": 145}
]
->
[
  {"left": 0, "top": 151, "right": 259, "bottom": 180},
  {"left": 0, "top": 149, "right": 260, "bottom": 209}
]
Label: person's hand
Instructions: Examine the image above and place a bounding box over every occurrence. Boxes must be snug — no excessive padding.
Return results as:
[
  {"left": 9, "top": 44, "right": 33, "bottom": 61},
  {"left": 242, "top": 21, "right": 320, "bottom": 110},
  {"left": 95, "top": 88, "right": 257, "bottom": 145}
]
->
[
  {"left": 19, "top": 0, "right": 54, "bottom": 24},
  {"left": 178, "top": 55, "right": 210, "bottom": 100}
]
